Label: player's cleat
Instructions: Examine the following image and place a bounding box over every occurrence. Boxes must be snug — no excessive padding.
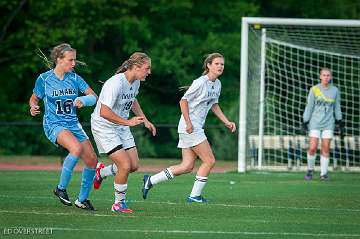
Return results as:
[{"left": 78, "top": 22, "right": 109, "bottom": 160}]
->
[
  {"left": 187, "top": 195, "right": 208, "bottom": 203},
  {"left": 304, "top": 170, "right": 313, "bottom": 180},
  {"left": 320, "top": 174, "right": 329, "bottom": 181},
  {"left": 142, "top": 175, "right": 152, "bottom": 199},
  {"left": 93, "top": 162, "right": 105, "bottom": 189},
  {"left": 75, "top": 199, "right": 96, "bottom": 210},
  {"left": 111, "top": 201, "right": 133, "bottom": 213},
  {"left": 53, "top": 186, "right": 72, "bottom": 206}
]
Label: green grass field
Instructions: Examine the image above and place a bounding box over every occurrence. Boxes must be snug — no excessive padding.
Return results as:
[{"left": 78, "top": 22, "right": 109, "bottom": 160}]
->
[{"left": 1, "top": 170, "right": 360, "bottom": 239}]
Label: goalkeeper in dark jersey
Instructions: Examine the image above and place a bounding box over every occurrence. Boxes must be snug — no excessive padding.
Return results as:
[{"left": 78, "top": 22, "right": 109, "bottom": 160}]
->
[{"left": 302, "top": 68, "right": 343, "bottom": 180}]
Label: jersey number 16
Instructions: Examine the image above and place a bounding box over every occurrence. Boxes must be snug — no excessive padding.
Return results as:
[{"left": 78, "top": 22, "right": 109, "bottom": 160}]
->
[{"left": 55, "top": 99, "right": 73, "bottom": 114}]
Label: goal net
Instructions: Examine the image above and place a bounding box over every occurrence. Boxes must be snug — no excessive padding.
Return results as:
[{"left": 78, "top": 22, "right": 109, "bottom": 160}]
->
[{"left": 238, "top": 18, "right": 360, "bottom": 172}]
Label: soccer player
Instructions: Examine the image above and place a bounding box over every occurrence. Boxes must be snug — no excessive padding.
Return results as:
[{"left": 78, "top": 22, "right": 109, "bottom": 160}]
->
[
  {"left": 142, "top": 53, "right": 236, "bottom": 203},
  {"left": 29, "top": 43, "right": 98, "bottom": 210},
  {"left": 91, "top": 52, "right": 156, "bottom": 213},
  {"left": 302, "top": 67, "right": 343, "bottom": 181}
]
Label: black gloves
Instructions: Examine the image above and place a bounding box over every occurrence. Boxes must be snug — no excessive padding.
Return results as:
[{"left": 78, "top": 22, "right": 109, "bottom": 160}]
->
[
  {"left": 302, "top": 120, "right": 344, "bottom": 134},
  {"left": 336, "top": 120, "right": 345, "bottom": 135},
  {"left": 302, "top": 121, "right": 309, "bottom": 132}
]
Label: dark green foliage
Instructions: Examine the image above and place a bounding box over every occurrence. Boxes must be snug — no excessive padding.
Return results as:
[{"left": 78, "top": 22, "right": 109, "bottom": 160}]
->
[
  {"left": 0, "top": 0, "right": 258, "bottom": 158},
  {"left": 0, "top": 0, "right": 359, "bottom": 158}
]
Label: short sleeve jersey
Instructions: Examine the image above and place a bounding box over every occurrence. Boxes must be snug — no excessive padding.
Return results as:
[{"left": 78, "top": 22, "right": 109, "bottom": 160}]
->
[
  {"left": 33, "top": 69, "right": 89, "bottom": 126},
  {"left": 91, "top": 73, "right": 140, "bottom": 126},
  {"left": 177, "top": 75, "right": 221, "bottom": 133}
]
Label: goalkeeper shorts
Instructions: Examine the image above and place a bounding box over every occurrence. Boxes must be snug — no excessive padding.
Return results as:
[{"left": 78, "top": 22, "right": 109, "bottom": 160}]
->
[{"left": 309, "top": 129, "right": 333, "bottom": 139}]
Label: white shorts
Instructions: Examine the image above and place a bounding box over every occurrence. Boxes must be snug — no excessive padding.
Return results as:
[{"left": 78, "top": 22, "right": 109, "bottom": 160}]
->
[
  {"left": 309, "top": 129, "right": 334, "bottom": 139},
  {"left": 91, "top": 119, "right": 135, "bottom": 154},
  {"left": 178, "top": 131, "right": 207, "bottom": 148}
]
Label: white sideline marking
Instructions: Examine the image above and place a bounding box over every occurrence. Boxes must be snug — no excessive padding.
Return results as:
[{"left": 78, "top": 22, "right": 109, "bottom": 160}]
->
[
  {"left": 0, "top": 209, "right": 114, "bottom": 217},
  {"left": 0, "top": 194, "right": 360, "bottom": 213},
  {"left": 0, "top": 210, "right": 273, "bottom": 223},
  {"left": 2, "top": 209, "right": 360, "bottom": 226},
  {"left": 0, "top": 210, "right": 190, "bottom": 220},
  {"left": 145, "top": 201, "right": 360, "bottom": 213},
  {"left": 208, "top": 203, "right": 360, "bottom": 213},
  {"left": 39, "top": 227, "right": 360, "bottom": 237}
]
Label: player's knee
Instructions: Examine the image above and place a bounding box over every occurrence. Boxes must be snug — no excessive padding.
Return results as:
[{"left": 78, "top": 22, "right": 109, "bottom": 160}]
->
[
  {"left": 118, "top": 163, "right": 131, "bottom": 173},
  {"left": 204, "top": 156, "right": 216, "bottom": 168},
  {"left": 321, "top": 147, "right": 330, "bottom": 154},
  {"left": 86, "top": 153, "right": 97, "bottom": 168},
  {"left": 208, "top": 160, "right": 216, "bottom": 169},
  {"left": 308, "top": 147, "right": 317, "bottom": 155},
  {"left": 178, "top": 160, "right": 194, "bottom": 173},
  {"left": 69, "top": 143, "right": 83, "bottom": 157},
  {"left": 321, "top": 148, "right": 330, "bottom": 156},
  {"left": 130, "top": 165, "right": 139, "bottom": 173},
  {"left": 182, "top": 163, "right": 194, "bottom": 173}
]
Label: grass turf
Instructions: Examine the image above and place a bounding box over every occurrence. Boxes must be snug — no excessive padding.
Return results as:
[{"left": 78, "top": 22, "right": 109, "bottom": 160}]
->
[{"left": 0, "top": 170, "right": 360, "bottom": 238}]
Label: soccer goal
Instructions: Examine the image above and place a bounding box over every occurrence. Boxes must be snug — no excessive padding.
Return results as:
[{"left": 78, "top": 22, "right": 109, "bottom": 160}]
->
[{"left": 238, "top": 17, "right": 360, "bottom": 172}]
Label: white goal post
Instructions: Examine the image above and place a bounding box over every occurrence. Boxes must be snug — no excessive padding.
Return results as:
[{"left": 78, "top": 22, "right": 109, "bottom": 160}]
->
[{"left": 238, "top": 17, "right": 360, "bottom": 172}]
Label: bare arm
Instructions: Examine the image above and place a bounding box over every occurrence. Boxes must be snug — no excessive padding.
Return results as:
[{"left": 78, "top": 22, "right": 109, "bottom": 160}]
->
[
  {"left": 100, "top": 103, "right": 143, "bottom": 126},
  {"left": 131, "top": 99, "right": 147, "bottom": 120},
  {"left": 84, "top": 87, "right": 98, "bottom": 98},
  {"left": 211, "top": 103, "right": 236, "bottom": 133},
  {"left": 131, "top": 99, "right": 156, "bottom": 136},
  {"left": 179, "top": 99, "right": 193, "bottom": 134},
  {"left": 29, "top": 93, "right": 41, "bottom": 116}
]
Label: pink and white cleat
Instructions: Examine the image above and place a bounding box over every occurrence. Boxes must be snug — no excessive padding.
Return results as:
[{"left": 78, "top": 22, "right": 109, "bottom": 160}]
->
[
  {"left": 93, "top": 162, "right": 105, "bottom": 189},
  {"left": 111, "top": 201, "right": 133, "bottom": 213}
]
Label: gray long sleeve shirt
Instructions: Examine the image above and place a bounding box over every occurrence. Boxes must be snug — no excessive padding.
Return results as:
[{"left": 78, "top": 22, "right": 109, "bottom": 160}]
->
[{"left": 303, "top": 83, "right": 342, "bottom": 130}]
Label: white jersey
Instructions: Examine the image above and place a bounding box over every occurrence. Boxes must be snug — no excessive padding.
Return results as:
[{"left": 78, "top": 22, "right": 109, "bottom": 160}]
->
[
  {"left": 91, "top": 73, "right": 140, "bottom": 127},
  {"left": 178, "top": 75, "right": 221, "bottom": 133}
]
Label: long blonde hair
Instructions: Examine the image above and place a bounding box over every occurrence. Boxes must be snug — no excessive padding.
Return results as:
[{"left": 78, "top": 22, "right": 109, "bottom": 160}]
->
[{"left": 115, "top": 52, "right": 150, "bottom": 74}]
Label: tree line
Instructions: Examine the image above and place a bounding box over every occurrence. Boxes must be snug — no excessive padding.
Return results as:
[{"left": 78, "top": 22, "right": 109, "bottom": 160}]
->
[{"left": 0, "top": 0, "right": 358, "bottom": 157}]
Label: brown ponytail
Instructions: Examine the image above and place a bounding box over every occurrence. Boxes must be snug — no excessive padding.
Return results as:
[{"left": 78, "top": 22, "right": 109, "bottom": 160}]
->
[
  {"left": 115, "top": 52, "right": 150, "bottom": 74},
  {"left": 37, "top": 43, "right": 76, "bottom": 69}
]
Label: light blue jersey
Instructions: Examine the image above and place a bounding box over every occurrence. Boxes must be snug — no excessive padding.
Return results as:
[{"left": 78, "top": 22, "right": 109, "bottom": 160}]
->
[
  {"left": 33, "top": 69, "right": 89, "bottom": 125},
  {"left": 303, "top": 83, "right": 342, "bottom": 130},
  {"left": 33, "top": 70, "right": 90, "bottom": 143}
]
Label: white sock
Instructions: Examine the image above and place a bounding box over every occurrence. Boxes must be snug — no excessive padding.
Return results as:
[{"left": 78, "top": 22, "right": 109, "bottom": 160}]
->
[
  {"left": 320, "top": 155, "right": 329, "bottom": 176},
  {"left": 101, "top": 164, "right": 117, "bottom": 178},
  {"left": 114, "top": 183, "right": 127, "bottom": 204},
  {"left": 307, "top": 153, "right": 316, "bottom": 171},
  {"left": 190, "top": 176, "right": 208, "bottom": 197},
  {"left": 150, "top": 168, "right": 174, "bottom": 185}
]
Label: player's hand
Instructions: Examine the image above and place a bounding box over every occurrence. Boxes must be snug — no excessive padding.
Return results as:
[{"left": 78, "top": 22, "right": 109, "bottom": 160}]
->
[
  {"left": 128, "top": 116, "right": 144, "bottom": 126},
  {"left": 144, "top": 120, "right": 157, "bottom": 136},
  {"left": 225, "top": 121, "right": 236, "bottom": 133},
  {"left": 30, "top": 105, "right": 40, "bottom": 116},
  {"left": 73, "top": 98, "right": 84, "bottom": 108},
  {"left": 185, "top": 121, "right": 193, "bottom": 134},
  {"left": 336, "top": 120, "right": 345, "bottom": 135},
  {"left": 302, "top": 121, "right": 309, "bottom": 132}
]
